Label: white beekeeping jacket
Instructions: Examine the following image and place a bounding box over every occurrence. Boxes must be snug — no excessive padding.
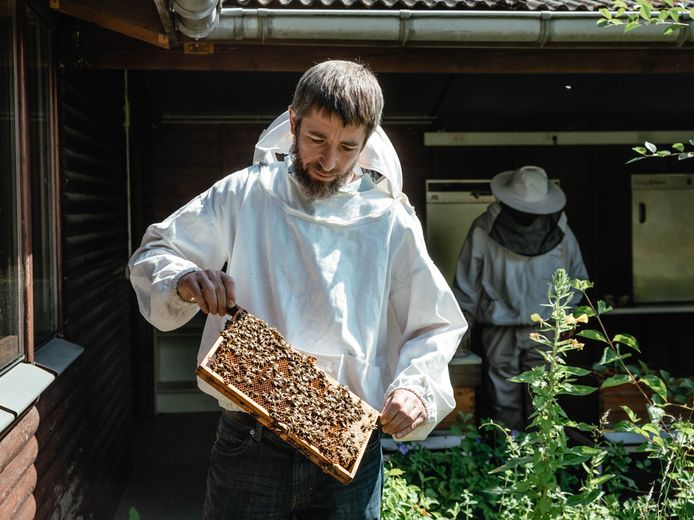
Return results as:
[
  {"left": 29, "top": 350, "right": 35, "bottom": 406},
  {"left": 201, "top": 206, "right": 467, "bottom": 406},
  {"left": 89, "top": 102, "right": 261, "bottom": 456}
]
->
[
  {"left": 129, "top": 113, "right": 466, "bottom": 440},
  {"left": 454, "top": 201, "right": 588, "bottom": 326}
]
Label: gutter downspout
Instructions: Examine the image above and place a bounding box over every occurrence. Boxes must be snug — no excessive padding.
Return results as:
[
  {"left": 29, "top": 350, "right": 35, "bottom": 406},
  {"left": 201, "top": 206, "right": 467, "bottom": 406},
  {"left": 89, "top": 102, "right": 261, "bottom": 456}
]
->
[{"left": 207, "top": 9, "right": 693, "bottom": 47}]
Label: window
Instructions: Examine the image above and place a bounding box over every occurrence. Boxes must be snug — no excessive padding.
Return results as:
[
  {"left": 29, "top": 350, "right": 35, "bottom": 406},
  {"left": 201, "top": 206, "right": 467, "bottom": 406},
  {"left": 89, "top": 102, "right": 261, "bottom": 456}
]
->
[
  {"left": 25, "top": 5, "right": 58, "bottom": 346},
  {"left": 0, "top": 0, "right": 20, "bottom": 371},
  {"left": 0, "top": 1, "right": 59, "bottom": 374}
]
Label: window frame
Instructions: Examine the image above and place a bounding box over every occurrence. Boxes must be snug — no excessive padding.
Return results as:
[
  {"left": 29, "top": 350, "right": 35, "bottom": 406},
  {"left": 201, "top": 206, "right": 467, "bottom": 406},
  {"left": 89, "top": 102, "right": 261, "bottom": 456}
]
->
[
  {"left": 0, "top": 0, "right": 22, "bottom": 373},
  {"left": 12, "top": 0, "right": 62, "bottom": 370}
]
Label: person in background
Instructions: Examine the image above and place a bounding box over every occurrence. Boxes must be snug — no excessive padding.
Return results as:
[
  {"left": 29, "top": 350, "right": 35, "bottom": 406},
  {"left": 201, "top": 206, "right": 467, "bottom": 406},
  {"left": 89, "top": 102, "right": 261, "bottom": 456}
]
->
[
  {"left": 453, "top": 165, "right": 587, "bottom": 431},
  {"left": 129, "top": 60, "right": 466, "bottom": 519}
]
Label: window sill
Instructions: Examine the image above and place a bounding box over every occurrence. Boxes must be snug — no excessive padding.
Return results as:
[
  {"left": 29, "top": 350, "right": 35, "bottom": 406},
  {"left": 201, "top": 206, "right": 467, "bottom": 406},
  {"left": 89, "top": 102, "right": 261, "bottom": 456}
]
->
[
  {"left": 0, "top": 363, "right": 54, "bottom": 435},
  {"left": 0, "top": 337, "right": 84, "bottom": 436},
  {"left": 35, "top": 337, "right": 84, "bottom": 376}
]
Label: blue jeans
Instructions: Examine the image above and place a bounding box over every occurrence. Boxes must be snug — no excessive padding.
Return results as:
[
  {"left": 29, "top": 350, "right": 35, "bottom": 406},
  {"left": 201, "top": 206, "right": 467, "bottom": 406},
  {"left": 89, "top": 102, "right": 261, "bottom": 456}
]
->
[{"left": 203, "top": 410, "right": 383, "bottom": 519}]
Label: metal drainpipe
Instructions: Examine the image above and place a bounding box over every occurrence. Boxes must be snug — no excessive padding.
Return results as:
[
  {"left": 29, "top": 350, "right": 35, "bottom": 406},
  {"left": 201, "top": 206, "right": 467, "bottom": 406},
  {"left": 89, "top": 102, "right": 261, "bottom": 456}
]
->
[
  {"left": 173, "top": 0, "right": 221, "bottom": 40},
  {"left": 207, "top": 9, "right": 693, "bottom": 47}
]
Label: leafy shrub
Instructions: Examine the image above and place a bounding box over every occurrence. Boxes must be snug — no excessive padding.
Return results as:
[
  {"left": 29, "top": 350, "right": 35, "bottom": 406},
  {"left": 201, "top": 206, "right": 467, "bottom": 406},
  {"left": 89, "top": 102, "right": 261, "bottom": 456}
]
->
[{"left": 382, "top": 269, "right": 694, "bottom": 519}]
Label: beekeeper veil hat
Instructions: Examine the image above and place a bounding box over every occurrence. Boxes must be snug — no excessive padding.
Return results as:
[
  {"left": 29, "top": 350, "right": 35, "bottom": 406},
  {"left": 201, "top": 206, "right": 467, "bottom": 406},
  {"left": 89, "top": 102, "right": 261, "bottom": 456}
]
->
[{"left": 253, "top": 111, "right": 403, "bottom": 199}]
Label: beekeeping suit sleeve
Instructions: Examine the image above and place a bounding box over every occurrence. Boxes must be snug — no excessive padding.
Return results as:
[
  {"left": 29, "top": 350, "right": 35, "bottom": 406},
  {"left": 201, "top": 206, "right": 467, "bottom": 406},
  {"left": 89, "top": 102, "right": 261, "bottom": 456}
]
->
[{"left": 128, "top": 180, "right": 231, "bottom": 332}]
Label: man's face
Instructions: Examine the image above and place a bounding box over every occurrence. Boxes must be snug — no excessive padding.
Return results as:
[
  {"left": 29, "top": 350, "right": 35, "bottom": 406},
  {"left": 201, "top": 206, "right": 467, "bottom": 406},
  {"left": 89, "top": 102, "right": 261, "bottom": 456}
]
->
[{"left": 289, "top": 107, "right": 367, "bottom": 200}]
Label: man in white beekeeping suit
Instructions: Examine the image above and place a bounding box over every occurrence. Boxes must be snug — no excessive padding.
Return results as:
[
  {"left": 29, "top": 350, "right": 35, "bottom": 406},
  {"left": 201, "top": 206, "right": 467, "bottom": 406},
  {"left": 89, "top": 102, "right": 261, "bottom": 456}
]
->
[
  {"left": 129, "top": 60, "right": 466, "bottom": 519},
  {"left": 453, "top": 165, "right": 587, "bottom": 431}
]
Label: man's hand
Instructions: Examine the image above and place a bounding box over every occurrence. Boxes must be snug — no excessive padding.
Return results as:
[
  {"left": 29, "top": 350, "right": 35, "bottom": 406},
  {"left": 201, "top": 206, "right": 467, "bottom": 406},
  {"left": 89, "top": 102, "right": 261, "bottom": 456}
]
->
[
  {"left": 380, "top": 389, "right": 427, "bottom": 440},
  {"left": 176, "top": 269, "right": 236, "bottom": 316}
]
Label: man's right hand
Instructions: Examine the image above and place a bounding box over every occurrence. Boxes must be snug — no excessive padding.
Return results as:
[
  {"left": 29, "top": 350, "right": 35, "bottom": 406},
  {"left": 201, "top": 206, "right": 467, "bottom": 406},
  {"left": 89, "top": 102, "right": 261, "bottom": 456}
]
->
[{"left": 176, "top": 269, "right": 236, "bottom": 316}]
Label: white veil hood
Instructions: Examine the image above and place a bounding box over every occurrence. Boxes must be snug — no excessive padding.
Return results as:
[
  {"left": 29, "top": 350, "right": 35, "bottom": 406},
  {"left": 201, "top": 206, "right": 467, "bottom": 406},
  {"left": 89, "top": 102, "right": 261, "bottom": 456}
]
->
[{"left": 253, "top": 111, "right": 404, "bottom": 198}]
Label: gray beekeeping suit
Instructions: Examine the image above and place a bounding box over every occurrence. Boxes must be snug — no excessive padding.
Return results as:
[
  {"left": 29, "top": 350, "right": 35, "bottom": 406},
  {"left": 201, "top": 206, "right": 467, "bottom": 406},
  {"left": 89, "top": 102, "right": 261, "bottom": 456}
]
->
[{"left": 453, "top": 165, "right": 588, "bottom": 430}]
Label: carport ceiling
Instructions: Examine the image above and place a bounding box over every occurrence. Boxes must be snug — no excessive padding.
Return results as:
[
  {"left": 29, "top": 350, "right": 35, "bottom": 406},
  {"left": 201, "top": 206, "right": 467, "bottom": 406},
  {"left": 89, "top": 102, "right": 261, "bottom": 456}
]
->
[{"left": 143, "top": 70, "right": 694, "bottom": 130}]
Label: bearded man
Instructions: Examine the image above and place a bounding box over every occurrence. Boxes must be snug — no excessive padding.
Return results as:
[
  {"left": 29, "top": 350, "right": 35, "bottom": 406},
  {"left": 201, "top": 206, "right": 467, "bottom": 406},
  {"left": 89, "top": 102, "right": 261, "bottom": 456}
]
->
[{"left": 129, "top": 60, "right": 466, "bottom": 519}]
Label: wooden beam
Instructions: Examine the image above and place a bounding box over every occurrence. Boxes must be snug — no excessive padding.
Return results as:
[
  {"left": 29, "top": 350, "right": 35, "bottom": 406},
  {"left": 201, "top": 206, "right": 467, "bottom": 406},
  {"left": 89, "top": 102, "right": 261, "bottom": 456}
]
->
[
  {"left": 49, "top": 0, "right": 169, "bottom": 49},
  {"left": 77, "top": 42, "right": 694, "bottom": 74}
]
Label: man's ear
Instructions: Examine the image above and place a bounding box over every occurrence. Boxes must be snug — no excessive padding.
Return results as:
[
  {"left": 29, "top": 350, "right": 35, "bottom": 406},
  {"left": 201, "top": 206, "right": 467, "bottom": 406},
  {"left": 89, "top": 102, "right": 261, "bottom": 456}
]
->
[{"left": 288, "top": 106, "right": 296, "bottom": 135}]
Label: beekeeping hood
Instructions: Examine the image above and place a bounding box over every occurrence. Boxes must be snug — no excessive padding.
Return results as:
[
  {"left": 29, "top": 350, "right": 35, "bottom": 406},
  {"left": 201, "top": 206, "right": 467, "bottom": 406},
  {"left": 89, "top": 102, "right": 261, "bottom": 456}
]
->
[{"left": 253, "top": 111, "right": 404, "bottom": 201}]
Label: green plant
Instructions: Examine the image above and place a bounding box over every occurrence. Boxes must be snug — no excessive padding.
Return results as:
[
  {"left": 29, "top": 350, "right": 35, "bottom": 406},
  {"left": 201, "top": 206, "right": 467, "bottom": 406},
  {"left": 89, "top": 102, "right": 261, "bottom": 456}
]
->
[
  {"left": 599, "top": 1, "right": 694, "bottom": 163},
  {"left": 487, "top": 269, "right": 611, "bottom": 518},
  {"left": 382, "top": 269, "right": 694, "bottom": 518},
  {"left": 574, "top": 281, "right": 694, "bottom": 519},
  {"left": 382, "top": 417, "right": 510, "bottom": 519},
  {"left": 598, "top": 0, "right": 693, "bottom": 35}
]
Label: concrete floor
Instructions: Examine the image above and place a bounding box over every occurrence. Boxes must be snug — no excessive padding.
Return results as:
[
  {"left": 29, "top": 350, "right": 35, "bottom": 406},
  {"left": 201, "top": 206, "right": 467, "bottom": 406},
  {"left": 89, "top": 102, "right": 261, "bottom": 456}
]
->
[{"left": 113, "top": 411, "right": 220, "bottom": 520}]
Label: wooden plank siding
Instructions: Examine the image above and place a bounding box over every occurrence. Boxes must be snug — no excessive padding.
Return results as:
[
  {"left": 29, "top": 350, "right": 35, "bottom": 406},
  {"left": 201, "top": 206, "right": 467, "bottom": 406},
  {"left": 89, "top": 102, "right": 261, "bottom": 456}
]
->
[
  {"left": 33, "top": 70, "right": 133, "bottom": 520},
  {"left": 0, "top": 407, "right": 40, "bottom": 520}
]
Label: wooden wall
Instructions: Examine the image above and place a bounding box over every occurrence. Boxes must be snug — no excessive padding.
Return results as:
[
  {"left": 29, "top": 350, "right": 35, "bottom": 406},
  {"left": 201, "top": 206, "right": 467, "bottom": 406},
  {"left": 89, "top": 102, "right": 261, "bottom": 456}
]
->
[
  {"left": 33, "top": 69, "right": 133, "bottom": 520},
  {"left": 0, "top": 408, "right": 40, "bottom": 519}
]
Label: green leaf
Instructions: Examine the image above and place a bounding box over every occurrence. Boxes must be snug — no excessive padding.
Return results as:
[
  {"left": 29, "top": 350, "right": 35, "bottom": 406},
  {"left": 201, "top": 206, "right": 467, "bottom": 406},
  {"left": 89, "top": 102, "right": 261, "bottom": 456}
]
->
[
  {"left": 645, "top": 141, "right": 658, "bottom": 153},
  {"left": 621, "top": 405, "right": 639, "bottom": 423},
  {"left": 599, "top": 7, "right": 612, "bottom": 19},
  {"left": 571, "top": 422, "right": 595, "bottom": 432},
  {"left": 561, "top": 366, "right": 591, "bottom": 377},
  {"left": 672, "top": 142, "right": 685, "bottom": 152},
  {"left": 673, "top": 422, "right": 694, "bottom": 436},
  {"left": 388, "top": 468, "right": 405, "bottom": 476},
  {"left": 597, "top": 300, "right": 613, "bottom": 314},
  {"left": 639, "top": 2, "right": 651, "bottom": 21},
  {"left": 566, "top": 488, "right": 602, "bottom": 507},
  {"left": 577, "top": 329, "right": 609, "bottom": 344},
  {"left": 590, "top": 473, "right": 615, "bottom": 487},
  {"left": 598, "top": 346, "right": 631, "bottom": 366},
  {"left": 562, "top": 446, "right": 600, "bottom": 467},
  {"left": 602, "top": 374, "right": 631, "bottom": 389},
  {"left": 573, "top": 305, "right": 595, "bottom": 318},
  {"left": 560, "top": 384, "right": 597, "bottom": 396},
  {"left": 510, "top": 369, "right": 537, "bottom": 384},
  {"left": 625, "top": 20, "right": 641, "bottom": 31},
  {"left": 633, "top": 146, "right": 648, "bottom": 155},
  {"left": 612, "top": 333, "right": 641, "bottom": 352},
  {"left": 571, "top": 279, "right": 593, "bottom": 291},
  {"left": 128, "top": 508, "right": 141, "bottom": 520},
  {"left": 647, "top": 404, "right": 665, "bottom": 422},
  {"left": 641, "top": 374, "right": 668, "bottom": 401}
]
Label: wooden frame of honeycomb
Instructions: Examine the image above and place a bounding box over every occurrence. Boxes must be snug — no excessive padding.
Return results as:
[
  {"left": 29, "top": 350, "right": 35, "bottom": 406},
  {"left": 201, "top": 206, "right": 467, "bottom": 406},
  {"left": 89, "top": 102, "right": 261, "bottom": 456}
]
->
[{"left": 196, "top": 307, "right": 380, "bottom": 484}]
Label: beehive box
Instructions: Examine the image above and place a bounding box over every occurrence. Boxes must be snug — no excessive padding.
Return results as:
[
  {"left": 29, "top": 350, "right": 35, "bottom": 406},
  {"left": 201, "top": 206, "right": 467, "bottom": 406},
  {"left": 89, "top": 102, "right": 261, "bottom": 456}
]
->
[
  {"left": 435, "top": 386, "right": 475, "bottom": 430},
  {"left": 196, "top": 307, "right": 380, "bottom": 484},
  {"left": 599, "top": 382, "right": 652, "bottom": 427}
]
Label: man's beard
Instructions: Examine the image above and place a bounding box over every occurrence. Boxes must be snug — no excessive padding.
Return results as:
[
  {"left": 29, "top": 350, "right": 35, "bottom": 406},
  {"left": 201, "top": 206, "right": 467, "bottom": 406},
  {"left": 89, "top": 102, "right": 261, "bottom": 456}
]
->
[{"left": 291, "top": 141, "right": 357, "bottom": 201}]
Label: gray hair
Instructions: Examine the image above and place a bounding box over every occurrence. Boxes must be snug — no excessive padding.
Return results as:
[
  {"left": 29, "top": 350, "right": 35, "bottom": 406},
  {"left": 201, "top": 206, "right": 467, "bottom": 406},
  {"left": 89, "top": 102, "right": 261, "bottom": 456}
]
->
[{"left": 291, "top": 60, "right": 384, "bottom": 139}]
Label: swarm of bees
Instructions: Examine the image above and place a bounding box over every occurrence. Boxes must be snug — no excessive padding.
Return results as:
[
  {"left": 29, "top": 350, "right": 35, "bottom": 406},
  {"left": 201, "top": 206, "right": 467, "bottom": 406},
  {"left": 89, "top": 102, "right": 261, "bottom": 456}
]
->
[{"left": 208, "top": 310, "right": 377, "bottom": 471}]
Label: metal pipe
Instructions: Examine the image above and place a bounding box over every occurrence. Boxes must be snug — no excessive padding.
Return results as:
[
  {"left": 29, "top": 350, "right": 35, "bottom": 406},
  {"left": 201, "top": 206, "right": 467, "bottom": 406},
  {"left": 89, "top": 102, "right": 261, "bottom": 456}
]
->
[
  {"left": 173, "top": 0, "right": 220, "bottom": 40},
  {"left": 209, "top": 8, "right": 693, "bottom": 47}
]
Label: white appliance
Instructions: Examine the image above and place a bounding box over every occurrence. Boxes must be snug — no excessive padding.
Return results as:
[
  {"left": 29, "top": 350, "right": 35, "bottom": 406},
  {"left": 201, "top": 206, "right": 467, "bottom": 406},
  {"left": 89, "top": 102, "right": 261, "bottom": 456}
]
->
[
  {"left": 425, "top": 180, "right": 495, "bottom": 286},
  {"left": 632, "top": 173, "right": 694, "bottom": 303}
]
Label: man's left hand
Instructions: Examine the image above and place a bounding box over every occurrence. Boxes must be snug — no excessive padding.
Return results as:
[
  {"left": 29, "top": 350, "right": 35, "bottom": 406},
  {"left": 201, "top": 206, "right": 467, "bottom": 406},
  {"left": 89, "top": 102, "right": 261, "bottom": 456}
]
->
[{"left": 380, "top": 389, "right": 426, "bottom": 440}]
